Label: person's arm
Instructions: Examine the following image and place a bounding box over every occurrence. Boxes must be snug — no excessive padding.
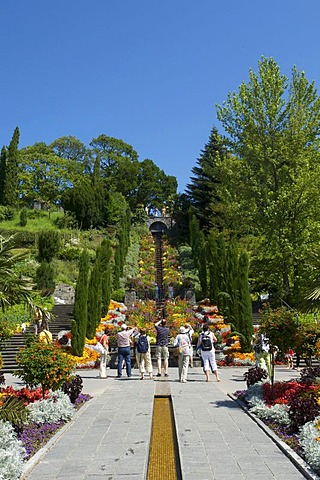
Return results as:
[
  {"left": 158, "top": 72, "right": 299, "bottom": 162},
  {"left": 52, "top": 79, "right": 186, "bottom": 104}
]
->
[
  {"left": 154, "top": 320, "right": 161, "bottom": 327},
  {"left": 211, "top": 332, "right": 218, "bottom": 342},
  {"left": 173, "top": 335, "right": 179, "bottom": 347}
]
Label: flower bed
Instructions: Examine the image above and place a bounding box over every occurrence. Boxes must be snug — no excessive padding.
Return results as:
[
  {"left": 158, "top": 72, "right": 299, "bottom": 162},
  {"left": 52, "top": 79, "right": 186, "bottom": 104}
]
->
[
  {"left": 236, "top": 367, "right": 320, "bottom": 476},
  {"left": 0, "top": 382, "right": 91, "bottom": 479}
]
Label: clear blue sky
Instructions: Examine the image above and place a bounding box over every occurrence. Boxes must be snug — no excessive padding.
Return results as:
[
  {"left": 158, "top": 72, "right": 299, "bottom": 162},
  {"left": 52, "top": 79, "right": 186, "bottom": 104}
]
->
[{"left": 1, "top": 1, "right": 320, "bottom": 192}]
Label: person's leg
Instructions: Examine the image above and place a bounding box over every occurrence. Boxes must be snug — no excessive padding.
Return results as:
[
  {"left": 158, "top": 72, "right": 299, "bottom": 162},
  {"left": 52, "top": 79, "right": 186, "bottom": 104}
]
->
[
  {"left": 178, "top": 353, "right": 183, "bottom": 381},
  {"left": 145, "top": 352, "right": 153, "bottom": 379},
  {"left": 100, "top": 350, "right": 107, "bottom": 378},
  {"left": 181, "top": 355, "right": 190, "bottom": 382},
  {"left": 139, "top": 353, "right": 145, "bottom": 379},
  {"left": 117, "top": 348, "right": 124, "bottom": 377},
  {"left": 209, "top": 352, "right": 220, "bottom": 382},
  {"left": 156, "top": 346, "right": 162, "bottom": 375},
  {"left": 124, "top": 347, "right": 132, "bottom": 377},
  {"left": 163, "top": 347, "right": 169, "bottom": 376}
]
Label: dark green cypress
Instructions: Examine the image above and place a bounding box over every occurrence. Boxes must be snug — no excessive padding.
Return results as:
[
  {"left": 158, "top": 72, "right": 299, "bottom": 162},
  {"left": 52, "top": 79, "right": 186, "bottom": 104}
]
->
[
  {"left": 237, "top": 251, "right": 253, "bottom": 352},
  {"left": 100, "top": 238, "right": 112, "bottom": 315},
  {"left": 0, "top": 146, "right": 7, "bottom": 205},
  {"left": 86, "top": 247, "right": 102, "bottom": 339},
  {"left": 71, "top": 249, "right": 90, "bottom": 356},
  {"left": 113, "top": 241, "right": 121, "bottom": 290},
  {"left": 225, "top": 238, "right": 239, "bottom": 328},
  {"left": 3, "top": 127, "right": 20, "bottom": 207},
  {"left": 207, "top": 231, "right": 219, "bottom": 304},
  {"left": 189, "top": 215, "right": 207, "bottom": 297}
]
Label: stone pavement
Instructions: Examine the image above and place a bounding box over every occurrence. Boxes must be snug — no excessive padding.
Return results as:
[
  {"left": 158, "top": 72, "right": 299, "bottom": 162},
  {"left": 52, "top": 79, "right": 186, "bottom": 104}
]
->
[{"left": 5, "top": 365, "right": 316, "bottom": 480}]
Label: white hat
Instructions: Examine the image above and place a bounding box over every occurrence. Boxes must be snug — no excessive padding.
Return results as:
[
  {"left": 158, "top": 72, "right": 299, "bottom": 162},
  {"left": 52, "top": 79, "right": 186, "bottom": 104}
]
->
[
  {"left": 121, "top": 324, "right": 128, "bottom": 330},
  {"left": 179, "top": 326, "right": 186, "bottom": 334}
]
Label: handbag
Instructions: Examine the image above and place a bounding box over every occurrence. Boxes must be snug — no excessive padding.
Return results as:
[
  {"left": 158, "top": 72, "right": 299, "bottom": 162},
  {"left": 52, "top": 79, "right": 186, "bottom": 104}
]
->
[
  {"left": 95, "top": 341, "right": 105, "bottom": 355},
  {"left": 173, "top": 346, "right": 183, "bottom": 357}
]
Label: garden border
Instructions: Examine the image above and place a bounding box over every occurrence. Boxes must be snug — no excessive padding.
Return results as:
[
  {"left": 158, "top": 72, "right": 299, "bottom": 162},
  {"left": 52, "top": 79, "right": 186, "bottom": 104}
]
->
[
  {"left": 20, "top": 396, "right": 96, "bottom": 479},
  {"left": 229, "top": 393, "right": 319, "bottom": 480}
]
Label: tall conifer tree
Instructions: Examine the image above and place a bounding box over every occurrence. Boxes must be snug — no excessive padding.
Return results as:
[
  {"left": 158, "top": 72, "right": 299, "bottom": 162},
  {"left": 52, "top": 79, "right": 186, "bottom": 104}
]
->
[
  {"left": 0, "top": 146, "right": 7, "bottom": 205},
  {"left": 100, "top": 238, "right": 113, "bottom": 315},
  {"left": 186, "top": 126, "right": 225, "bottom": 231},
  {"left": 237, "top": 250, "right": 253, "bottom": 352},
  {"left": 87, "top": 247, "right": 102, "bottom": 339},
  {"left": 71, "top": 249, "right": 90, "bottom": 356},
  {"left": 3, "top": 127, "right": 20, "bottom": 207}
]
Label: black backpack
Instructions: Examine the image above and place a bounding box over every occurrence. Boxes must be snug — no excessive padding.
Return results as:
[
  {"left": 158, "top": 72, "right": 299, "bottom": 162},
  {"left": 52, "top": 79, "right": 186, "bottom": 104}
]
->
[
  {"left": 201, "top": 333, "right": 212, "bottom": 351},
  {"left": 137, "top": 335, "right": 149, "bottom": 353}
]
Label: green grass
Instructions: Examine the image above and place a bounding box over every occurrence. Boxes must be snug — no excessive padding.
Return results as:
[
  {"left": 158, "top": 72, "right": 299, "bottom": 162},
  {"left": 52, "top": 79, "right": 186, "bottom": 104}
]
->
[{"left": 0, "top": 210, "right": 64, "bottom": 231}]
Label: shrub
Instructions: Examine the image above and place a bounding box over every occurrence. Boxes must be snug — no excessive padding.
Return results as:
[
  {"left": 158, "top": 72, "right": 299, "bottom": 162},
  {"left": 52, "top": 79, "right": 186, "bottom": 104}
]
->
[
  {"left": 38, "top": 230, "right": 61, "bottom": 262},
  {"left": 35, "top": 260, "right": 55, "bottom": 294},
  {"left": 0, "top": 420, "right": 25, "bottom": 480},
  {"left": 27, "top": 390, "right": 74, "bottom": 423},
  {"left": 16, "top": 339, "right": 75, "bottom": 398},
  {"left": 243, "top": 366, "right": 268, "bottom": 388},
  {"left": 19, "top": 208, "right": 28, "bottom": 227},
  {"left": 62, "top": 374, "right": 83, "bottom": 403},
  {"left": 244, "top": 383, "right": 264, "bottom": 403},
  {"left": 58, "top": 246, "right": 81, "bottom": 261},
  {"left": 300, "top": 366, "right": 320, "bottom": 384},
  {"left": 288, "top": 385, "right": 320, "bottom": 432},
  {"left": 248, "top": 397, "right": 290, "bottom": 425},
  {"left": 299, "top": 417, "right": 320, "bottom": 474},
  {"left": 111, "top": 288, "right": 125, "bottom": 302}
]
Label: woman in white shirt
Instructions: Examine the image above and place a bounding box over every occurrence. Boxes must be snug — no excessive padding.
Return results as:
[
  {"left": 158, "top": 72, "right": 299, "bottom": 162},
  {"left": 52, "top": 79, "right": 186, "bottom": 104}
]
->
[{"left": 197, "top": 324, "right": 220, "bottom": 382}]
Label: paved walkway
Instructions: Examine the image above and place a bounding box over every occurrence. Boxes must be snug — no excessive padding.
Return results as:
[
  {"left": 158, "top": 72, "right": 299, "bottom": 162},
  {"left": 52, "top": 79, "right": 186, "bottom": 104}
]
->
[{"left": 6, "top": 365, "right": 315, "bottom": 479}]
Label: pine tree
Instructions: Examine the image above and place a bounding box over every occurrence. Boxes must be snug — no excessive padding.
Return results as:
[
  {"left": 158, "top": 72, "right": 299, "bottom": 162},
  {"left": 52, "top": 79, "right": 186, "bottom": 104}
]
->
[
  {"left": 3, "top": 127, "right": 20, "bottom": 207},
  {"left": 71, "top": 249, "right": 90, "bottom": 356},
  {"left": 237, "top": 251, "right": 253, "bottom": 352},
  {"left": 35, "top": 261, "right": 55, "bottom": 294},
  {"left": 100, "top": 238, "right": 112, "bottom": 315},
  {"left": 186, "top": 126, "right": 225, "bottom": 231},
  {"left": 86, "top": 247, "right": 102, "bottom": 339}
]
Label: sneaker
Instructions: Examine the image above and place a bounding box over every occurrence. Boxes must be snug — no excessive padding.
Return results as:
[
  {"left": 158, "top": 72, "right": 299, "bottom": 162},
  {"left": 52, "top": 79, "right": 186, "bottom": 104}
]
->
[
  {"left": 164, "top": 373, "right": 169, "bottom": 377},
  {"left": 156, "top": 373, "right": 162, "bottom": 377},
  {"left": 180, "top": 379, "right": 187, "bottom": 383}
]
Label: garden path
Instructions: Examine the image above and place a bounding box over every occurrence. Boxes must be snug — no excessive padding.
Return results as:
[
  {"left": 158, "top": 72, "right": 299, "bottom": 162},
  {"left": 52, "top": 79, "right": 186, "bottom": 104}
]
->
[{"left": 5, "top": 366, "right": 312, "bottom": 480}]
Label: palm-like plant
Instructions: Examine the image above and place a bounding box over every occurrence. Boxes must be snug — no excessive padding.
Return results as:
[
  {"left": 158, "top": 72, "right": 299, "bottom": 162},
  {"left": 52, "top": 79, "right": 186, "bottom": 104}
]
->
[{"left": 0, "top": 235, "right": 34, "bottom": 311}]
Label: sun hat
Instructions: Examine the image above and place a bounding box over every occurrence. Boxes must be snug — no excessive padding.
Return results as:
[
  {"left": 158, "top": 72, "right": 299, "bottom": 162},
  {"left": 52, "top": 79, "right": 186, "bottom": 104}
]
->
[
  {"left": 179, "top": 326, "right": 186, "bottom": 334},
  {"left": 121, "top": 324, "right": 128, "bottom": 330}
]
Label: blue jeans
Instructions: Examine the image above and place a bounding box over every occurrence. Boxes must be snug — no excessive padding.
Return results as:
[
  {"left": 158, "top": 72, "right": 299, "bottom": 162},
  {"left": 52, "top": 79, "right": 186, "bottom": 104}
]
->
[{"left": 117, "top": 347, "right": 132, "bottom": 377}]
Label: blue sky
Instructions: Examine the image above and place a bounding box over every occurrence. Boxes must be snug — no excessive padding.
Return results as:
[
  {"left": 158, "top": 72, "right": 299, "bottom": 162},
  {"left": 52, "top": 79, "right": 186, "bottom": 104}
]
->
[{"left": 1, "top": 1, "right": 320, "bottom": 192}]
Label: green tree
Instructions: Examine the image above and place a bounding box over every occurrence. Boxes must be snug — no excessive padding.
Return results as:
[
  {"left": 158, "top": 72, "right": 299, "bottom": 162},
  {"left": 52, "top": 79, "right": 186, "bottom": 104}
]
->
[
  {"left": 17, "top": 339, "right": 75, "bottom": 398},
  {"left": 3, "top": 127, "right": 20, "bottom": 207},
  {"left": 71, "top": 249, "right": 90, "bottom": 356},
  {"left": 237, "top": 251, "right": 253, "bottom": 351},
  {"left": 86, "top": 247, "right": 102, "bottom": 339},
  {"left": 189, "top": 215, "right": 207, "bottom": 296},
  {"left": 216, "top": 57, "right": 320, "bottom": 304},
  {"left": 38, "top": 231, "right": 61, "bottom": 262},
  {"left": 0, "top": 146, "right": 7, "bottom": 205},
  {"left": 186, "top": 126, "right": 225, "bottom": 231},
  {"left": 35, "top": 261, "right": 55, "bottom": 295},
  {"left": 100, "top": 238, "right": 113, "bottom": 315},
  {"left": 19, "top": 142, "right": 70, "bottom": 207},
  {"left": 206, "top": 231, "right": 219, "bottom": 305}
]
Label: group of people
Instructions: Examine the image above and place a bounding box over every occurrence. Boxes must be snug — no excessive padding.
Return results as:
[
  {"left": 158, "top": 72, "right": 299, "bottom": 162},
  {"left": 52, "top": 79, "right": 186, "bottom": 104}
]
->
[{"left": 99, "top": 318, "right": 221, "bottom": 383}]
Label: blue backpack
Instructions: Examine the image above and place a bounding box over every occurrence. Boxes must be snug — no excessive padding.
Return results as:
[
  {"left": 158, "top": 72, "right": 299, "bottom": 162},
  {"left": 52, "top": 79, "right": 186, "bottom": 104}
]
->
[{"left": 137, "top": 335, "right": 149, "bottom": 353}]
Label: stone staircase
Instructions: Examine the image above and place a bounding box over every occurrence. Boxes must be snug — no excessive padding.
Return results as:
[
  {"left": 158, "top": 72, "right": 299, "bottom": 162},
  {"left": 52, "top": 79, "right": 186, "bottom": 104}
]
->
[
  {"left": 153, "top": 231, "right": 165, "bottom": 314},
  {"left": 1, "top": 304, "right": 74, "bottom": 373}
]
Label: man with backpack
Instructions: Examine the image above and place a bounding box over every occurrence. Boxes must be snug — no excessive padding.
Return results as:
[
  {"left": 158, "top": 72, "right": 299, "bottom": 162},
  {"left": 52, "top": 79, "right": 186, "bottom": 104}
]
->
[
  {"left": 197, "top": 324, "right": 220, "bottom": 382},
  {"left": 136, "top": 328, "right": 153, "bottom": 380}
]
